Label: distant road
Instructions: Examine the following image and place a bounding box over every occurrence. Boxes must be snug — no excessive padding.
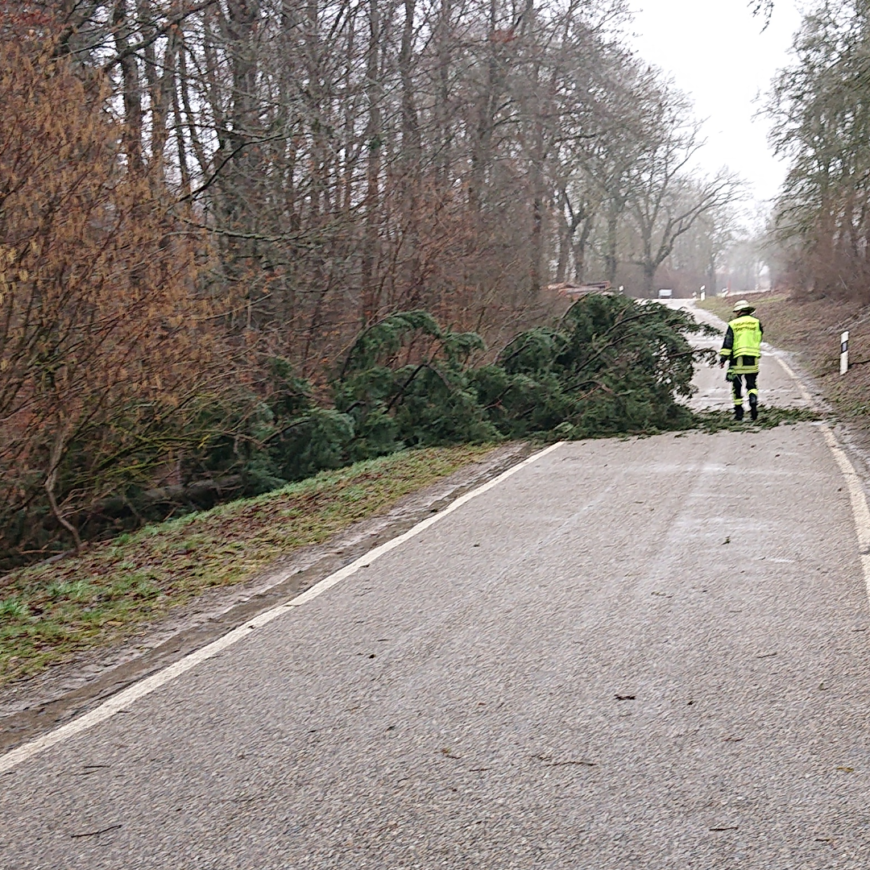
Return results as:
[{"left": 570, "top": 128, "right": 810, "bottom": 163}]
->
[{"left": 3, "top": 310, "right": 870, "bottom": 869}]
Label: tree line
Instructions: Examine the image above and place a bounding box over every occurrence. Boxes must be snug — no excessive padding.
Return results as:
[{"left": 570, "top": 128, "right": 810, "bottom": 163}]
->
[
  {"left": 1, "top": 0, "right": 733, "bottom": 569},
  {"left": 769, "top": 0, "right": 870, "bottom": 300}
]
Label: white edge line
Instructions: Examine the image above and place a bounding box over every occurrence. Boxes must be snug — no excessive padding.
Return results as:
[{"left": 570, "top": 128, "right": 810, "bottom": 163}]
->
[
  {"left": 773, "top": 353, "right": 870, "bottom": 603},
  {"left": 821, "top": 425, "right": 870, "bottom": 569},
  {"left": 773, "top": 354, "right": 816, "bottom": 407},
  {"left": 0, "top": 441, "right": 564, "bottom": 775}
]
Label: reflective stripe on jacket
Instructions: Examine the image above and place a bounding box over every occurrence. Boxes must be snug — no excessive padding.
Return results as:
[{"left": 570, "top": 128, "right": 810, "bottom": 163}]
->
[{"left": 720, "top": 315, "right": 763, "bottom": 373}]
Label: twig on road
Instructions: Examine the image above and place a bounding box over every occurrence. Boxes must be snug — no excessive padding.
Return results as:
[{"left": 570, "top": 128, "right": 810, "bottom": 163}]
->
[
  {"left": 532, "top": 754, "right": 596, "bottom": 768},
  {"left": 70, "top": 823, "right": 122, "bottom": 839}
]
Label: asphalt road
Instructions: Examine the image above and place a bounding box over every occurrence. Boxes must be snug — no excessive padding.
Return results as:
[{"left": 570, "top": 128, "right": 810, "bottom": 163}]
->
[{"left": 3, "top": 309, "right": 870, "bottom": 869}]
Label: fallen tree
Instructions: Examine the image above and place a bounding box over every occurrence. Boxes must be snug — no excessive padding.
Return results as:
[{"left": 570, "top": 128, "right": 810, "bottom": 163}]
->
[
  {"left": 215, "top": 294, "right": 717, "bottom": 498},
  {"left": 1, "top": 295, "right": 716, "bottom": 573}
]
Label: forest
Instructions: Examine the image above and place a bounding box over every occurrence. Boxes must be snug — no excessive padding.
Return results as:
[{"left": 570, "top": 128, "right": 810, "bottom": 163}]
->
[
  {"left": 768, "top": 0, "right": 870, "bottom": 302},
  {"left": 0, "top": 0, "right": 773, "bottom": 569}
]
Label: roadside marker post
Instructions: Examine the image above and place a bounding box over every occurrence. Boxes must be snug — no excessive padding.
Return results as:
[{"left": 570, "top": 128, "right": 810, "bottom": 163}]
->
[{"left": 841, "top": 331, "right": 849, "bottom": 375}]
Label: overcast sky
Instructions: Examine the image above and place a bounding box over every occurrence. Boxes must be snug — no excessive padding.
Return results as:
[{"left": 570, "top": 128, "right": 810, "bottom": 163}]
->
[{"left": 627, "top": 0, "right": 805, "bottom": 211}]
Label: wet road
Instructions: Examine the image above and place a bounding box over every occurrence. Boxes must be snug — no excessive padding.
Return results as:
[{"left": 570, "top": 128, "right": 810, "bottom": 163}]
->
[{"left": 3, "top": 307, "right": 870, "bottom": 869}]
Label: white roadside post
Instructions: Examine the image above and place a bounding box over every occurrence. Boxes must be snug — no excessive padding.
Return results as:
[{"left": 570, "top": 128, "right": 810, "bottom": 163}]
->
[
  {"left": 700, "top": 284, "right": 706, "bottom": 301},
  {"left": 841, "top": 331, "right": 850, "bottom": 375}
]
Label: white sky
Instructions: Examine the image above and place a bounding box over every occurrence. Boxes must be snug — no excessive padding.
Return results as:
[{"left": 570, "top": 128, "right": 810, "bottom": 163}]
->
[{"left": 627, "top": 0, "right": 805, "bottom": 210}]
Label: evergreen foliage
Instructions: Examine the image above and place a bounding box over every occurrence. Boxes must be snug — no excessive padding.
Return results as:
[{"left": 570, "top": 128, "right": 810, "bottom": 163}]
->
[
  {"left": 333, "top": 311, "right": 495, "bottom": 455},
  {"left": 474, "top": 296, "right": 715, "bottom": 439},
  {"left": 215, "top": 296, "right": 714, "bottom": 491}
]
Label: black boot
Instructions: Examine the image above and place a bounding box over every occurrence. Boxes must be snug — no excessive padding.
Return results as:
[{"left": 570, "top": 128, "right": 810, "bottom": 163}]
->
[
  {"left": 749, "top": 395, "right": 758, "bottom": 421},
  {"left": 734, "top": 405, "right": 744, "bottom": 421}
]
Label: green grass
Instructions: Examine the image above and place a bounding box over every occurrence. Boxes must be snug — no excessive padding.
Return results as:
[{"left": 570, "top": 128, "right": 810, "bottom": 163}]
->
[{"left": 0, "top": 444, "right": 497, "bottom": 686}]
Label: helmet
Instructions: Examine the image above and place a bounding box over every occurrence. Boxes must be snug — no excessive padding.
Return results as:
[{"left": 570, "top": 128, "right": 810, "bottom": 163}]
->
[{"left": 732, "top": 299, "right": 755, "bottom": 314}]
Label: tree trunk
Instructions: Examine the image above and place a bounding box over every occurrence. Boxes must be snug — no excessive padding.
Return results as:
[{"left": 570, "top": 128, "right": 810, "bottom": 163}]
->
[
  {"left": 642, "top": 263, "right": 656, "bottom": 297},
  {"left": 400, "top": 0, "right": 423, "bottom": 305},
  {"left": 360, "top": 0, "right": 382, "bottom": 325},
  {"left": 604, "top": 205, "right": 619, "bottom": 283},
  {"left": 137, "top": 0, "right": 179, "bottom": 185},
  {"left": 555, "top": 209, "right": 570, "bottom": 282},
  {"left": 573, "top": 218, "right": 593, "bottom": 284},
  {"left": 113, "top": 0, "right": 144, "bottom": 175},
  {"left": 470, "top": 0, "right": 499, "bottom": 216},
  {"left": 525, "top": 0, "right": 545, "bottom": 298},
  {"left": 434, "top": 0, "right": 452, "bottom": 190},
  {"left": 707, "top": 258, "right": 716, "bottom": 297}
]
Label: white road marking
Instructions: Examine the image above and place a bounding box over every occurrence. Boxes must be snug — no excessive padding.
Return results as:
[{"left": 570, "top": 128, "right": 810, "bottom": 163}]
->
[
  {"left": 0, "top": 442, "right": 564, "bottom": 775},
  {"left": 773, "top": 354, "right": 816, "bottom": 406},
  {"left": 820, "top": 426, "right": 870, "bottom": 601},
  {"left": 772, "top": 352, "right": 870, "bottom": 604}
]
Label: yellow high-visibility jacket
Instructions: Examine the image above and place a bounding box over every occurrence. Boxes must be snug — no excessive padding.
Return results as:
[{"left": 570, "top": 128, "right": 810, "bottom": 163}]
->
[{"left": 720, "top": 314, "right": 763, "bottom": 374}]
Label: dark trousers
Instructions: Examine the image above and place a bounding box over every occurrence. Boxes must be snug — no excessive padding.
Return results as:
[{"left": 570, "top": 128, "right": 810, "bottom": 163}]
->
[{"left": 730, "top": 371, "right": 758, "bottom": 407}]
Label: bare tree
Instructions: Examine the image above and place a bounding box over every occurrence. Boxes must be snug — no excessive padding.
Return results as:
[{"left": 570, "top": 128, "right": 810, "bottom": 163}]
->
[{"left": 626, "top": 93, "right": 741, "bottom": 296}]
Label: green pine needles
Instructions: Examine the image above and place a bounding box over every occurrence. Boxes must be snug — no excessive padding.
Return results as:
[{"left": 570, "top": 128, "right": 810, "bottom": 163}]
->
[
  {"left": 474, "top": 296, "right": 716, "bottom": 439},
  {"left": 228, "top": 295, "right": 721, "bottom": 493}
]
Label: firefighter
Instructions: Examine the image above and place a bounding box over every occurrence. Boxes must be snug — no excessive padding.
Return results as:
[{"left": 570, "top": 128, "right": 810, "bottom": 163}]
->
[{"left": 719, "top": 299, "right": 763, "bottom": 421}]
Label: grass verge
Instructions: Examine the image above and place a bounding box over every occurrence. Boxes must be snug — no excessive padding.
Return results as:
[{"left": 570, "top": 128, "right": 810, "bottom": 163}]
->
[{"left": 0, "top": 444, "right": 497, "bottom": 687}]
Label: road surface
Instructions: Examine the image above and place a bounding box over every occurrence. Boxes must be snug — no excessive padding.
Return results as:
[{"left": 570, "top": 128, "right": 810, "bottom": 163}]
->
[{"left": 3, "top": 308, "right": 870, "bottom": 869}]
